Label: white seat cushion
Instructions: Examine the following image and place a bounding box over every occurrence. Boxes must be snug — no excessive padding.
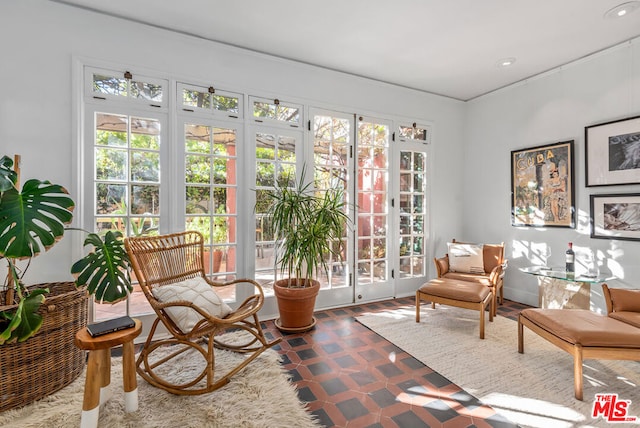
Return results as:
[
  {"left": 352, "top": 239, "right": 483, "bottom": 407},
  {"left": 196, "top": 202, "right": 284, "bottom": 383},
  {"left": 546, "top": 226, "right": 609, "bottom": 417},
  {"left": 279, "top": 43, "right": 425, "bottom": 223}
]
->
[
  {"left": 152, "top": 276, "right": 233, "bottom": 333},
  {"left": 447, "top": 242, "right": 485, "bottom": 274}
]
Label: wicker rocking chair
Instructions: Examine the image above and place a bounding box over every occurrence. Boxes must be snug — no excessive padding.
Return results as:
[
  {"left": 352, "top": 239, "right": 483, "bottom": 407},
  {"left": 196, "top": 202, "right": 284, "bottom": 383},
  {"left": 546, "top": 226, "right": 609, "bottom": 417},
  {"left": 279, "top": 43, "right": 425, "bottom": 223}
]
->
[{"left": 124, "top": 231, "right": 281, "bottom": 395}]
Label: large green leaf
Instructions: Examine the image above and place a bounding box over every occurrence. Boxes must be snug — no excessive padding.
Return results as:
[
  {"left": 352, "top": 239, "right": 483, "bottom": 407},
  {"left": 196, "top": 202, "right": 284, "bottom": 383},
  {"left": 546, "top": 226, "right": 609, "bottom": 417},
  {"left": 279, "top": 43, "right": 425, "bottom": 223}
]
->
[
  {"left": 0, "top": 155, "right": 18, "bottom": 192},
  {"left": 71, "top": 231, "right": 132, "bottom": 304},
  {"left": 0, "top": 288, "right": 47, "bottom": 345},
  {"left": 0, "top": 179, "right": 75, "bottom": 259}
]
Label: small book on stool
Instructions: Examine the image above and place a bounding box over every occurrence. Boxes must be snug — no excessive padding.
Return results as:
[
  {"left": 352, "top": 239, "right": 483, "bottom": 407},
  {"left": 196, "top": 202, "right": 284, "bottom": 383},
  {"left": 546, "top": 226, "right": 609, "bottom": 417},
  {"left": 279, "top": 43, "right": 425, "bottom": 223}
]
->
[{"left": 87, "top": 315, "right": 135, "bottom": 337}]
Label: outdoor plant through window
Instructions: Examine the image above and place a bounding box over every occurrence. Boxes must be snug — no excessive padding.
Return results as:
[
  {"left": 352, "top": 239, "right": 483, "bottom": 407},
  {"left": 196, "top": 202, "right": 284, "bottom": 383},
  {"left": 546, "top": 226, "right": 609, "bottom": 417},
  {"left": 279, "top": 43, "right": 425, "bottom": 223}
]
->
[{"left": 184, "top": 123, "right": 238, "bottom": 288}]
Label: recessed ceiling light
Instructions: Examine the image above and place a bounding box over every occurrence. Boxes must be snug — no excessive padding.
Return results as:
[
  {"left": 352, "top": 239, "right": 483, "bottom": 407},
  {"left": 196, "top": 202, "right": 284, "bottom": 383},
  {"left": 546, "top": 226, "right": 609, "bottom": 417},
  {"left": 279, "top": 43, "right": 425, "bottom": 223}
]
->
[
  {"left": 496, "top": 57, "right": 516, "bottom": 68},
  {"left": 604, "top": 1, "right": 640, "bottom": 19}
]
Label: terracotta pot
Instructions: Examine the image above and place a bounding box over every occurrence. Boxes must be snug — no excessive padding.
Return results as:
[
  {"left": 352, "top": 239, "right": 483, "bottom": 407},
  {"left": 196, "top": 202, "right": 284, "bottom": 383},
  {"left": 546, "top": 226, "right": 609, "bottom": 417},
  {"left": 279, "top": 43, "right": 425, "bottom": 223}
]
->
[
  {"left": 212, "top": 250, "right": 224, "bottom": 273},
  {"left": 273, "top": 278, "right": 320, "bottom": 332}
]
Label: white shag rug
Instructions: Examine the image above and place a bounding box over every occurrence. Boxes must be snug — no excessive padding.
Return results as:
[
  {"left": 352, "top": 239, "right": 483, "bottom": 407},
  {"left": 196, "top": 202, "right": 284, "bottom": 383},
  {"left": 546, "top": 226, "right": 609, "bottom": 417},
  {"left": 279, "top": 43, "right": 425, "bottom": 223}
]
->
[
  {"left": 0, "top": 333, "right": 320, "bottom": 428},
  {"left": 357, "top": 305, "right": 640, "bottom": 428}
]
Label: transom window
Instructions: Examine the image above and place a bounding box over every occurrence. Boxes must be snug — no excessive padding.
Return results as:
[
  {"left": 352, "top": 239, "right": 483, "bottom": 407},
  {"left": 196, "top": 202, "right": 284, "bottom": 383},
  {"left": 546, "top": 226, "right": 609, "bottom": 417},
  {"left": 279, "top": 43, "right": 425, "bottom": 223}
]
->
[
  {"left": 250, "top": 96, "right": 301, "bottom": 126},
  {"left": 179, "top": 83, "right": 242, "bottom": 118},
  {"left": 398, "top": 124, "right": 429, "bottom": 142},
  {"left": 87, "top": 67, "right": 165, "bottom": 105}
]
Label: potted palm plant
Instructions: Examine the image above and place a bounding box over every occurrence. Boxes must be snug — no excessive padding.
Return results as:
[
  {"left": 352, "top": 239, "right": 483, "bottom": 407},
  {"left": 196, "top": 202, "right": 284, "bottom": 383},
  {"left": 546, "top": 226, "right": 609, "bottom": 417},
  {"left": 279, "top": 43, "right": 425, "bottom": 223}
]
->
[
  {"left": 263, "top": 166, "right": 349, "bottom": 332},
  {"left": 0, "top": 154, "right": 132, "bottom": 411}
]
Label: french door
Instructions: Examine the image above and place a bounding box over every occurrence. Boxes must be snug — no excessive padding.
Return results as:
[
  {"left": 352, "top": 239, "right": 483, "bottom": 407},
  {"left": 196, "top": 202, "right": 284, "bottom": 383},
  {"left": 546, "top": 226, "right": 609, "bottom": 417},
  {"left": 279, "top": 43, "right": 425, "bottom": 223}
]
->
[
  {"left": 354, "top": 116, "right": 394, "bottom": 302},
  {"left": 309, "top": 109, "right": 355, "bottom": 308},
  {"left": 394, "top": 136, "right": 430, "bottom": 296},
  {"left": 308, "top": 110, "right": 395, "bottom": 305}
]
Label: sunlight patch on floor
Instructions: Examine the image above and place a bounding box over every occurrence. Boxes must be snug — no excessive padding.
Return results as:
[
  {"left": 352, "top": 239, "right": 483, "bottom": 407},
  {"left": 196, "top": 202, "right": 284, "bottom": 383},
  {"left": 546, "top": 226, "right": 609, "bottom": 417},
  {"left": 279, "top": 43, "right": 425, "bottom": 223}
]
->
[{"left": 481, "top": 392, "right": 589, "bottom": 428}]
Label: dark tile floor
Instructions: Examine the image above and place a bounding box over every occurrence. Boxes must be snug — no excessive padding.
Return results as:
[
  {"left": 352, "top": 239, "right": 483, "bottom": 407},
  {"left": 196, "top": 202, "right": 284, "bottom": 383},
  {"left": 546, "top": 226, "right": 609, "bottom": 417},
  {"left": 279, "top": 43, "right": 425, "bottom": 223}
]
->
[{"left": 262, "top": 297, "right": 533, "bottom": 428}]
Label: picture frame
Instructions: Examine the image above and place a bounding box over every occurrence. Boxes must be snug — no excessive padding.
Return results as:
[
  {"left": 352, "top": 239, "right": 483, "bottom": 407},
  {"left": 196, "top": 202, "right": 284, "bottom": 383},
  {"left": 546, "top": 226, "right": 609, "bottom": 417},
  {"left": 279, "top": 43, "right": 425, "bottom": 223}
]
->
[
  {"left": 590, "top": 193, "right": 640, "bottom": 241},
  {"left": 511, "top": 140, "right": 575, "bottom": 228},
  {"left": 585, "top": 115, "right": 640, "bottom": 187}
]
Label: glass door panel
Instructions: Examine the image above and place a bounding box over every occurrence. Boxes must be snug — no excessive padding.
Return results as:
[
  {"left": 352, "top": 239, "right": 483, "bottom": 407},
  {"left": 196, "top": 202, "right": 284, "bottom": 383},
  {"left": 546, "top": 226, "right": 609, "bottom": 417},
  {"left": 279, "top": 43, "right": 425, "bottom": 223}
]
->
[
  {"left": 395, "top": 136, "right": 430, "bottom": 297},
  {"left": 355, "top": 117, "right": 393, "bottom": 302},
  {"left": 312, "top": 113, "right": 352, "bottom": 290},
  {"left": 252, "top": 127, "right": 301, "bottom": 297},
  {"left": 90, "top": 110, "right": 163, "bottom": 321},
  {"left": 398, "top": 151, "right": 427, "bottom": 278},
  {"left": 183, "top": 122, "right": 239, "bottom": 303}
]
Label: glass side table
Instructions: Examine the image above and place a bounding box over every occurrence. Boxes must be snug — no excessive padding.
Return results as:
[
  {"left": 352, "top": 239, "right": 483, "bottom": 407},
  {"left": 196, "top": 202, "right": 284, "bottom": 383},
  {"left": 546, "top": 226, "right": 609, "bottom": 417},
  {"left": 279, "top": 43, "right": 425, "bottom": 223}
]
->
[{"left": 520, "top": 266, "right": 614, "bottom": 309}]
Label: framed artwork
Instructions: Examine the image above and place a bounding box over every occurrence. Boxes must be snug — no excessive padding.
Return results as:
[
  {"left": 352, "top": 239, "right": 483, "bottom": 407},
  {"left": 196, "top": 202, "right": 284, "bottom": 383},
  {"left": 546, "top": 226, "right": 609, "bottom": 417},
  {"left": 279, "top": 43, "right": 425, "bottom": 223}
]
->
[
  {"left": 585, "top": 115, "right": 640, "bottom": 187},
  {"left": 511, "top": 140, "right": 575, "bottom": 228},
  {"left": 590, "top": 193, "right": 640, "bottom": 241}
]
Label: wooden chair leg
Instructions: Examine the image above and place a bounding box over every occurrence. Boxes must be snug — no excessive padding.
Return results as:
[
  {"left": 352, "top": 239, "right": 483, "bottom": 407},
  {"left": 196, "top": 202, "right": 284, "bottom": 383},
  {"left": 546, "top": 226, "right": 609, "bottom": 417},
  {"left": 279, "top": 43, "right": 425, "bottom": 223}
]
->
[
  {"left": 488, "top": 296, "right": 494, "bottom": 322},
  {"left": 517, "top": 317, "right": 524, "bottom": 353},
  {"left": 479, "top": 302, "right": 485, "bottom": 339},
  {"left": 574, "top": 345, "right": 584, "bottom": 401},
  {"left": 122, "top": 340, "right": 138, "bottom": 412},
  {"left": 415, "top": 291, "right": 421, "bottom": 322}
]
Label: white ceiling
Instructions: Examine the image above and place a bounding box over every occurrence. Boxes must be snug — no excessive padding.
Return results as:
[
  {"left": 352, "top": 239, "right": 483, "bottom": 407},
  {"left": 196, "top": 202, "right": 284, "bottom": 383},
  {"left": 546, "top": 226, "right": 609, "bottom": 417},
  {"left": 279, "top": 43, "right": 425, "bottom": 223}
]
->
[{"left": 54, "top": 0, "right": 640, "bottom": 101}]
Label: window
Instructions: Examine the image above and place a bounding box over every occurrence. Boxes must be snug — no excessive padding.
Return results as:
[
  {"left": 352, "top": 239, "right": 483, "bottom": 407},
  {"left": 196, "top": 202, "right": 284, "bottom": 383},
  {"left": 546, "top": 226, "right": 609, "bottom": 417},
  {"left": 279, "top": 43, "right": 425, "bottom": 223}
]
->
[
  {"left": 250, "top": 96, "right": 302, "bottom": 127},
  {"left": 84, "top": 66, "right": 168, "bottom": 321},
  {"left": 184, "top": 122, "right": 239, "bottom": 285},
  {"left": 253, "top": 127, "right": 302, "bottom": 291},
  {"left": 398, "top": 150, "right": 427, "bottom": 278},
  {"left": 357, "top": 118, "right": 391, "bottom": 285},
  {"left": 398, "top": 123, "right": 429, "bottom": 142},
  {"left": 82, "top": 62, "right": 432, "bottom": 315},
  {"left": 87, "top": 67, "right": 165, "bottom": 106},
  {"left": 179, "top": 83, "right": 242, "bottom": 118},
  {"left": 312, "top": 113, "right": 351, "bottom": 288},
  {"left": 94, "top": 112, "right": 161, "bottom": 236}
]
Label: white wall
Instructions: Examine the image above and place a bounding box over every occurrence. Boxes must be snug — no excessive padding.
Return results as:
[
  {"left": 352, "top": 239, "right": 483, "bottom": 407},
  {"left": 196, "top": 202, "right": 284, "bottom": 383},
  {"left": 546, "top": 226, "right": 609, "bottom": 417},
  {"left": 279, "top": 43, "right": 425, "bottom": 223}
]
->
[
  {"left": 466, "top": 38, "right": 640, "bottom": 309},
  {"left": 0, "top": 1, "right": 465, "bottom": 286}
]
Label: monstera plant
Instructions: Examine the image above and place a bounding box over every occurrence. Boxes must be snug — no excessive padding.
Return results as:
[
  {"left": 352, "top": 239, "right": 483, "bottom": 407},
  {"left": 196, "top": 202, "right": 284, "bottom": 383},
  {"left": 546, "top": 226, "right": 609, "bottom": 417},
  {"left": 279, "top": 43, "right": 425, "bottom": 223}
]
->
[{"left": 0, "top": 155, "right": 132, "bottom": 345}]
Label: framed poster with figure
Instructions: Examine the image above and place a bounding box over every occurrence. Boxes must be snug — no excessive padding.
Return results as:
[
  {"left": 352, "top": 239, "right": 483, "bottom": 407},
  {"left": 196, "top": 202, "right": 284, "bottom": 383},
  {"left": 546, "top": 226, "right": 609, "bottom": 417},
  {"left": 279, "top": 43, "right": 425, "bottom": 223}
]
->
[
  {"left": 586, "top": 115, "right": 640, "bottom": 187},
  {"left": 590, "top": 193, "right": 640, "bottom": 241},
  {"left": 511, "top": 140, "right": 575, "bottom": 228}
]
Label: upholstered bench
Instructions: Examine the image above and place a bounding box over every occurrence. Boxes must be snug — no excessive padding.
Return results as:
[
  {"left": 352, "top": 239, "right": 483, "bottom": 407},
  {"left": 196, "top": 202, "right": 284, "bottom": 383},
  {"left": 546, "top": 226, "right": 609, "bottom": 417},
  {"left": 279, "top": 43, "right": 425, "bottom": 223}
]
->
[
  {"left": 416, "top": 278, "right": 494, "bottom": 339},
  {"left": 518, "top": 308, "right": 640, "bottom": 400}
]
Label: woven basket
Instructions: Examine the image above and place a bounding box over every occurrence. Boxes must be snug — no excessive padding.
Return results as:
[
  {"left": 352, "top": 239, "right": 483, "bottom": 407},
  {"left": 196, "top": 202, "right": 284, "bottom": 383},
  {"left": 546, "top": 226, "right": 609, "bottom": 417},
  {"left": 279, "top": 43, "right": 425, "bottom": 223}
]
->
[{"left": 0, "top": 281, "right": 88, "bottom": 412}]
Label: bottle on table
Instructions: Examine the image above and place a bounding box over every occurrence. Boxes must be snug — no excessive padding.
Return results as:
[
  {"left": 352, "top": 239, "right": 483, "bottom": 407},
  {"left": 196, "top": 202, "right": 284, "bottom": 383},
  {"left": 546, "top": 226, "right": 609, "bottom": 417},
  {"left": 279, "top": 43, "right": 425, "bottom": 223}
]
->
[{"left": 565, "top": 242, "right": 575, "bottom": 276}]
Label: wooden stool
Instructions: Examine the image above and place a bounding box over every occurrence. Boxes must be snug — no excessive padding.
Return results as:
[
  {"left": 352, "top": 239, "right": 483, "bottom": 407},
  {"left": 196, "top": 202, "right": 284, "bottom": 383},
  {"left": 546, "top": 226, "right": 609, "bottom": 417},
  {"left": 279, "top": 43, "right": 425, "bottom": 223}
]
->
[{"left": 74, "top": 319, "right": 142, "bottom": 428}]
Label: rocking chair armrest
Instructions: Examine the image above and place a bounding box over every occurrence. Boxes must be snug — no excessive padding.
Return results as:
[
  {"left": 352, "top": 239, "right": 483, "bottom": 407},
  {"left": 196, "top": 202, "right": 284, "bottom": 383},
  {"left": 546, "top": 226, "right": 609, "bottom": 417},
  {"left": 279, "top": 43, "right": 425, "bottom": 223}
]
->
[{"left": 203, "top": 278, "right": 266, "bottom": 300}]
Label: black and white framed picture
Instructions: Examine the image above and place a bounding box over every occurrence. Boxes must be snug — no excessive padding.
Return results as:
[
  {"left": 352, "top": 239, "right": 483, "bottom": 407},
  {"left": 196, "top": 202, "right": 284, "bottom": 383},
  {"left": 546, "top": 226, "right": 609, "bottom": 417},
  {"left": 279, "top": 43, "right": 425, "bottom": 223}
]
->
[
  {"left": 590, "top": 193, "right": 640, "bottom": 241},
  {"left": 585, "top": 115, "right": 640, "bottom": 187}
]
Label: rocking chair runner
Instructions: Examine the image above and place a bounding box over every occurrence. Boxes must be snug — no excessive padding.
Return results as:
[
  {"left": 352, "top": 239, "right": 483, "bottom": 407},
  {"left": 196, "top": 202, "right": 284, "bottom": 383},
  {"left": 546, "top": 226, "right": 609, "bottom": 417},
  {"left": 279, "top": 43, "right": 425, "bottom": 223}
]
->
[{"left": 124, "top": 231, "right": 281, "bottom": 395}]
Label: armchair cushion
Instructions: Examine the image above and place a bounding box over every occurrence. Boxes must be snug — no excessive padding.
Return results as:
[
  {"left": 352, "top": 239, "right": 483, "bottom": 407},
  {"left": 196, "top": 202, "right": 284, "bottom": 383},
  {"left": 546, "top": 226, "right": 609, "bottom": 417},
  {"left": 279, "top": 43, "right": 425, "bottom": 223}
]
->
[
  {"left": 152, "top": 276, "right": 233, "bottom": 333},
  {"left": 482, "top": 243, "right": 504, "bottom": 273},
  {"left": 447, "top": 242, "right": 484, "bottom": 274},
  {"left": 439, "top": 271, "right": 493, "bottom": 286},
  {"left": 609, "top": 312, "right": 640, "bottom": 329},
  {"left": 607, "top": 288, "right": 640, "bottom": 313}
]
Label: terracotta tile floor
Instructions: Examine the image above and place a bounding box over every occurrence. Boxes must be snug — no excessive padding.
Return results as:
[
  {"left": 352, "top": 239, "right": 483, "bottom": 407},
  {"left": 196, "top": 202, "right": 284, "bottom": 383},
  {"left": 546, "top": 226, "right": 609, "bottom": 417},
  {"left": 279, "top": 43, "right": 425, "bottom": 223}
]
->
[{"left": 261, "top": 297, "right": 533, "bottom": 428}]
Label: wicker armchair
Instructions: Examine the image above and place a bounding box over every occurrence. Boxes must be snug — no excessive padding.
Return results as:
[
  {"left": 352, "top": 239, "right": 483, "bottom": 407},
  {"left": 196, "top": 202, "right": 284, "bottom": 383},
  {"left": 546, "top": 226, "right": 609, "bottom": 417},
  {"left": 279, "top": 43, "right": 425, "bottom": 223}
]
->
[{"left": 124, "top": 231, "right": 280, "bottom": 395}]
